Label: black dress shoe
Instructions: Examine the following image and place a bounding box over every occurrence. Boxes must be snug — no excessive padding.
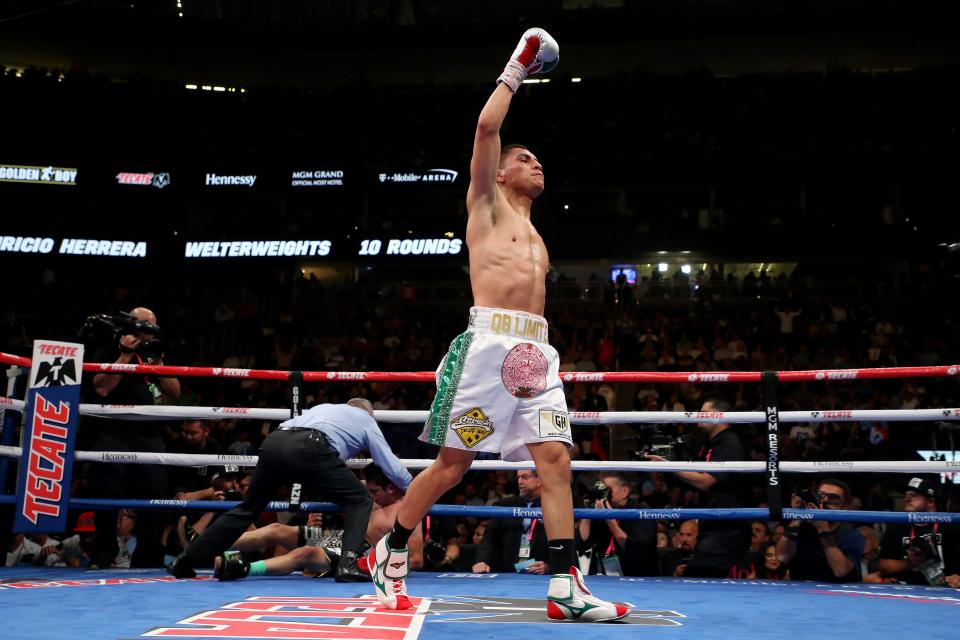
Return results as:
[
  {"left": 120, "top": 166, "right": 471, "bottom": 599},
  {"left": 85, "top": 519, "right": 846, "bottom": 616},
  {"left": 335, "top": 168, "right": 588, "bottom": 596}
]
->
[
  {"left": 335, "top": 551, "right": 372, "bottom": 583},
  {"left": 167, "top": 552, "right": 197, "bottom": 579}
]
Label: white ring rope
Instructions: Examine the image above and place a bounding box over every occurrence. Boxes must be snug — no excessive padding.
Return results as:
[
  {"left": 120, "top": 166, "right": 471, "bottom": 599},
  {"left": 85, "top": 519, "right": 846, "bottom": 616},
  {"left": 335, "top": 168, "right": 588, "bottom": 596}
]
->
[
  {"left": 1, "top": 397, "right": 958, "bottom": 424},
  {"left": 0, "top": 445, "right": 956, "bottom": 474}
]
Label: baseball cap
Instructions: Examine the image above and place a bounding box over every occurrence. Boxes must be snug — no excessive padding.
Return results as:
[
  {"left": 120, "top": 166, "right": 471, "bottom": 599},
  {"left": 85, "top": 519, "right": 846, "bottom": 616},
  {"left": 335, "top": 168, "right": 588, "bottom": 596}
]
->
[
  {"left": 74, "top": 511, "right": 96, "bottom": 532},
  {"left": 904, "top": 477, "right": 937, "bottom": 499}
]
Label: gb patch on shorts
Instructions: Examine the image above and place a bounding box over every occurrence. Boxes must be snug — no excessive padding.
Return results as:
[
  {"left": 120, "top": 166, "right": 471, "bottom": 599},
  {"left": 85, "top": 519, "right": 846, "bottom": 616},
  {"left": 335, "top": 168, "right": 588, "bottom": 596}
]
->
[
  {"left": 451, "top": 407, "right": 495, "bottom": 447},
  {"left": 538, "top": 410, "right": 572, "bottom": 442}
]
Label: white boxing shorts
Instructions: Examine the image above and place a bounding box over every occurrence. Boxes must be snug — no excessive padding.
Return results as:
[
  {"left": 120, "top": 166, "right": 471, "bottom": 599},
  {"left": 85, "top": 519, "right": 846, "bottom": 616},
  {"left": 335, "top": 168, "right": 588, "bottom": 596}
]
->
[{"left": 420, "top": 307, "right": 572, "bottom": 462}]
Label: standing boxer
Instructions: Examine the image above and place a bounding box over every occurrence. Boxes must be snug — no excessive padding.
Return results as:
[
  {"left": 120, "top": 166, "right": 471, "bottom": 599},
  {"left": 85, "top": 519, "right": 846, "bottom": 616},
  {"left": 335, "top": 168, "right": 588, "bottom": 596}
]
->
[{"left": 364, "top": 28, "right": 630, "bottom": 622}]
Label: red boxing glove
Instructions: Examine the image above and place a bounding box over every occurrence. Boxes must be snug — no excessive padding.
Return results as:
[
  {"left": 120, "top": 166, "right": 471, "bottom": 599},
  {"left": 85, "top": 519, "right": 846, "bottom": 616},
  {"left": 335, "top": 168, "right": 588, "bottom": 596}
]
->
[{"left": 497, "top": 28, "right": 559, "bottom": 92}]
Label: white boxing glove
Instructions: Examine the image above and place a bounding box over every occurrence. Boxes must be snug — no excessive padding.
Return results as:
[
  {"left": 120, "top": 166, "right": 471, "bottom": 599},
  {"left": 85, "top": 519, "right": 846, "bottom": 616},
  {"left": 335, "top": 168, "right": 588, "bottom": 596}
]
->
[{"left": 497, "top": 28, "right": 559, "bottom": 92}]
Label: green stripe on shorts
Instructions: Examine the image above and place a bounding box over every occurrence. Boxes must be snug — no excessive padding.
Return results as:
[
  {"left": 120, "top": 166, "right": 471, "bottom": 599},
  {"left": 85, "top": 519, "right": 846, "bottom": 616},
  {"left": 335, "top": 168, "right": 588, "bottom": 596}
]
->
[{"left": 425, "top": 331, "right": 474, "bottom": 445}]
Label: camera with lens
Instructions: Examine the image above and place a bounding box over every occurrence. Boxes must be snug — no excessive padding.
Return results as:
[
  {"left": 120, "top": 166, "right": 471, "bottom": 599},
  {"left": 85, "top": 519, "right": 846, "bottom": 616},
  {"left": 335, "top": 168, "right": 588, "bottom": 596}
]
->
[
  {"left": 794, "top": 487, "right": 822, "bottom": 507},
  {"left": 424, "top": 539, "right": 448, "bottom": 567},
  {"left": 81, "top": 311, "right": 167, "bottom": 360},
  {"left": 630, "top": 431, "right": 690, "bottom": 462},
  {"left": 909, "top": 535, "right": 946, "bottom": 585},
  {"left": 220, "top": 489, "right": 243, "bottom": 502},
  {"left": 581, "top": 480, "right": 612, "bottom": 503},
  {"left": 908, "top": 535, "right": 940, "bottom": 563}
]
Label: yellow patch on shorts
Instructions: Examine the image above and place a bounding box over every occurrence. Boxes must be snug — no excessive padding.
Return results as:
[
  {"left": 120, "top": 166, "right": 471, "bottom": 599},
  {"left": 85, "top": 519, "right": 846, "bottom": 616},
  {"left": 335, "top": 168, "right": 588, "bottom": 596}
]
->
[{"left": 451, "top": 407, "right": 495, "bottom": 448}]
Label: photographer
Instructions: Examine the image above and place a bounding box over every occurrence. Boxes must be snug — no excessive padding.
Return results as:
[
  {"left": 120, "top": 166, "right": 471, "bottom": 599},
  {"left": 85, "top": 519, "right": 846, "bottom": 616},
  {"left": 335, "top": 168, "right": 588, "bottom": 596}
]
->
[
  {"left": 776, "top": 478, "right": 864, "bottom": 582},
  {"left": 81, "top": 306, "right": 180, "bottom": 568},
  {"left": 422, "top": 514, "right": 463, "bottom": 571},
  {"left": 577, "top": 473, "right": 659, "bottom": 576},
  {"left": 646, "top": 398, "right": 749, "bottom": 577},
  {"left": 869, "top": 477, "right": 960, "bottom": 587}
]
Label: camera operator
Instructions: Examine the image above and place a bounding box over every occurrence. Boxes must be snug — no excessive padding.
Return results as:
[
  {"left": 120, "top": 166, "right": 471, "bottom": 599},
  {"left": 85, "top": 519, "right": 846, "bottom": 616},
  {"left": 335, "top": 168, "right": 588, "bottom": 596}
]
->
[
  {"left": 869, "top": 477, "right": 960, "bottom": 587},
  {"left": 81, "top": 306, "right": 180, "bottom": 568},
  {"left": 776, "top": 478, "right": 864, "bottom": 582},
  {"left": 473, "top": 470, "right": 550, "bottom": 574},
  {"left": 646, "top": 398, "right": 749, "bottom": 577},
  {"left": 576, "top": 473, "right": 658, "bottom": 576}
]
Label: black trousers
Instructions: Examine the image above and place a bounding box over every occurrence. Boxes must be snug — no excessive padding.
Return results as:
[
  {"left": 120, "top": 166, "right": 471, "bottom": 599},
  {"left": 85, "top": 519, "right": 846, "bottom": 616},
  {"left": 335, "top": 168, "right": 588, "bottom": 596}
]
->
[{"left": 181, "top": 428, "right": 373, "bottom": 566}]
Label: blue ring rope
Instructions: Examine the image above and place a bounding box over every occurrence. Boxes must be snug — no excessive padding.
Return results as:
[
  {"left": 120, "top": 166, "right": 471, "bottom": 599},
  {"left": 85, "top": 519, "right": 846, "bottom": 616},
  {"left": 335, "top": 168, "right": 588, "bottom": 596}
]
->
[{"left": 0, "top": 495, "right": 954, "bottom": 524}]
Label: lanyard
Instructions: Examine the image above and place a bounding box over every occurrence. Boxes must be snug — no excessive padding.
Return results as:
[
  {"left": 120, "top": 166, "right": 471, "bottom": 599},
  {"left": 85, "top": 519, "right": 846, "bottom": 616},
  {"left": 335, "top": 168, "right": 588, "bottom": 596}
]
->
[
  {"left": 605, "top": 537, "right": 616, "bottom": 556},
  {"left": 425, "top": 516, "right": 432, "bottom": 541},
  {"left": 699, "top": 446, "right": 713, "bottom": 462},
  {"left": 526, "top": 519, "right": 538, "bottom": 543},
  {"left": 910, "top": 523, "right": 938, "bottom": 541}
]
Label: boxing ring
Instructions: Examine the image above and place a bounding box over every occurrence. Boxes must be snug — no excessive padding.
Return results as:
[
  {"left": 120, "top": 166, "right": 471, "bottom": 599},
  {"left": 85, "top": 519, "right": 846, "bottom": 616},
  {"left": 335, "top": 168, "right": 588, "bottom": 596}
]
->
[{"left": 1, "top": 350, "right": 959, "bottom": 639}]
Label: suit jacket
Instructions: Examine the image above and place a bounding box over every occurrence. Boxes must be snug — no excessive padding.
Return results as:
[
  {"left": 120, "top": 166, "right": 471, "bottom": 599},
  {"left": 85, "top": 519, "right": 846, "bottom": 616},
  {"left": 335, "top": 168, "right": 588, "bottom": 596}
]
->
[{"left": 476, "top": 496, "right": 550, "bottom": 572}]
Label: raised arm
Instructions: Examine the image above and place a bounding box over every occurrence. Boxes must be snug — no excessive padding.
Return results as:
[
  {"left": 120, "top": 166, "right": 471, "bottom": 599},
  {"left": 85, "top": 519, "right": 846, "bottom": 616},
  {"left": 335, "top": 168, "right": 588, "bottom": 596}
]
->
[{"left": 466, "top": 28, "right": 559, "bottom": 213}]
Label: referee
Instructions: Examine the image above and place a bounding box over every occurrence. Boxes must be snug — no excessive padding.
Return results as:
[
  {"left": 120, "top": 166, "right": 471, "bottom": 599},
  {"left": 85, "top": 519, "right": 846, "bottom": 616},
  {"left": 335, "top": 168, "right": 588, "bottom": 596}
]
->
[{"left": 167, "top": 398, "right": 411, "bottom": 581}]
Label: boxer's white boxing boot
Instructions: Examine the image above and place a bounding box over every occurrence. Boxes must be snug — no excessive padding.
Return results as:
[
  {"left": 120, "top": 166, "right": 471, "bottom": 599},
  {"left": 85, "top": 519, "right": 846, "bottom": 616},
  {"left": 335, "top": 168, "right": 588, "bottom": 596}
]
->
[
  {"left": 547, "top": 566, "right": 630, "bottom": 622},
  {"left": 359, "top": 533, "right": 412, "bottom": 610},
  {"left": 497, "top": 27, "right": 560, "bottom": 92}
]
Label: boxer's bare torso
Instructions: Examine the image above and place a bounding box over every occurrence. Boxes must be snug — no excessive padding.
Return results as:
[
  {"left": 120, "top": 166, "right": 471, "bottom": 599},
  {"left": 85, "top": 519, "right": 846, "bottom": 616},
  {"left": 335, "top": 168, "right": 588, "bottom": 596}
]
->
[{"left": 467, "top": 138, "right": 549, "bottom": 316}]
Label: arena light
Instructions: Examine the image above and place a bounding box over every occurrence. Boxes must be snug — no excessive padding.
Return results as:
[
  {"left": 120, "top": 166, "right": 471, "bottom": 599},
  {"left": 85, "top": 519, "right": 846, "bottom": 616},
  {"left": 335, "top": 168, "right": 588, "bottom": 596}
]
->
[
  {"left": 681, "top": 265, "right": 692, "bottom": 274},
  {"left": 571, "top": 77, "right": 582, "bottom": 83},
  {"left": 201, "top": 85, "right": 212, "bottom": 91},
  {"left": 213, "top": 86, "right": 226, "bottom": 92},
  {"left": 658, "top": 263, "right": 668, "bottom": 273},
  {"left": 185, "top": 84, "right": 198, "bottom": 90}
]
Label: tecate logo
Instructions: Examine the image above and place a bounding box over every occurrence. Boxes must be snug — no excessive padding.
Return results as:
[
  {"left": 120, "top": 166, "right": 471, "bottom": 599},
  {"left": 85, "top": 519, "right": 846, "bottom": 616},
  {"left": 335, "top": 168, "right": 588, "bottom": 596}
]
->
[
  {"left": 212, "top": 368, "right": 251, "bottom": 377},
  {"left": 688, "top": 373, "right": 730, "bottom": 382},
  {"left": 116, "top": 172, "right": 170, "bottom": 189},
  {"left": 568, "top": 373, "right": 604, "bottom": 382},
  {"left": 326, "top": 372, "right": 366, "bottom": 380},
  {"left": 815, "top": 371, "right": 858, "bottom": 380},
  {"left": 22, "top": 394, "right": 71, "bottom": 524},
  {"left": 100, "top": 364, "right": 138, "bottom": 371}
]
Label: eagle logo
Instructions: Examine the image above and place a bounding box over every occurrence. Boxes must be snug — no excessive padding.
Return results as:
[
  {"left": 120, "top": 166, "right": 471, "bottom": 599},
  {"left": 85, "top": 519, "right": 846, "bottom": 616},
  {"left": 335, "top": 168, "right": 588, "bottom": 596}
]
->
[{"left": 34, "top": 357, "right": 77, "bottom": 387}]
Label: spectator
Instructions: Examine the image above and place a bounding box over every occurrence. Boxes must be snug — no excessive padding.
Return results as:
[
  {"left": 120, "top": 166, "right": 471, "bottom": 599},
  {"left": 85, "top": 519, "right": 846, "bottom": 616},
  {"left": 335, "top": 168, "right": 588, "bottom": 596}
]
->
[
  {"left": 473, "top": 470, "right": 550, "bottom": 574},
  {"left": 661, "top": 519, "right": 699, "bottom": 577},
  {"left": 757, "top": 541, "right": 789, "bottom": 579}
]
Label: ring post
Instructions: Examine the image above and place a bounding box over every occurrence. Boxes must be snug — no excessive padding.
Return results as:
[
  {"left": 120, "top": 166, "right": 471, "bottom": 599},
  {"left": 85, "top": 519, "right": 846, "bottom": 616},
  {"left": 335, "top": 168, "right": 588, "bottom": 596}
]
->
[
  {"left": 288, "top": 370, "right": 304, "bottom": 512},
  {"left": 0, "top": 365, "right": 27, "bottom": 495},
  {"left": 761, "top": 370, "right": 783, "bottom": 521}
]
